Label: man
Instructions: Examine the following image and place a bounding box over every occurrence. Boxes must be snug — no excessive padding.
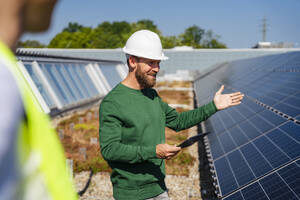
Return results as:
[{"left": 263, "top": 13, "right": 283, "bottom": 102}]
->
[
  {"left": 99, "top": 30, "right": 244, "bottom": 200},
  {"left": 0, "top": 0, "right": 77, "bottom": 199}
]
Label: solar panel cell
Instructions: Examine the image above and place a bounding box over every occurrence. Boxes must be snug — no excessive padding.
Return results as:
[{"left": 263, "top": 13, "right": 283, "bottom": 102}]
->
[
  {"left": 274, "top": 103, "right": 300, "bottom": 117},
  {"left": 236, "top": 104, "right": 255, "bottom": 119},
  {"left": 248, "top": 115, "right": 273, "bottom": 134},
  {"left": 254, "top": 136, "right": 290, "bottom": 168},
  {"left": 229, "top": 125, "right": 249, "bottom": 146},
  {"left": 266, "top": 129, "right": 300, "bottom": 159},
  {"left": 240, "top": 143, "right": 272, "bottom": 177},
  {"left": 209, "top": 136, "right": 224, "bottom": 159},
  {"left": 226, "top": 108, "right": 246, "bottom": 124},
  {"left": 241, "top": 182, "right": 269, "bottom": 200},
  {"left": 239, "top": 121, "right": 261, "bottom": 140},
  {"left": 219, "top": 131, "right": 237, "bottom": 153},
  {"left": 282, "top": 96, "right": 300, "bottom": 109},
  {"left": 259, "top": 110, "right": 286, "bottom": 126},
  {"left": 279, "top": 122, "right": 300, "bottom": 142},
  {"left": 227, "top": 150, "right": 255, "bottom": 186},
  {"left": 259, "top": 172, "right": 298, "bottom": 200},
  {"left": 215, "top": 157, "right": 238, "bottom": 196},
  {"left": 223, "top": 191, "right": 244, "bottom": 200},
  {"left": 278, "top": 162, "right": 300, "bottom": 198}
]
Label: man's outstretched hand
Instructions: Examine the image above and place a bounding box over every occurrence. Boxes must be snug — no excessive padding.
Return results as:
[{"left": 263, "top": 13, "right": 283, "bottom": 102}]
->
[
  {"left": 156, "top": 144, "right": 181, "bottom": 160},
  {"left": 213, "top": 85, "right": 244, "bottom": 110}
]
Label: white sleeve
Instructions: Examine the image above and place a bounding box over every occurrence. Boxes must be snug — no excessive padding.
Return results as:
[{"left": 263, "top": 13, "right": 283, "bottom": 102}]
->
[{"left": 0, "top": 61, "right": 25, "bottom": 200}]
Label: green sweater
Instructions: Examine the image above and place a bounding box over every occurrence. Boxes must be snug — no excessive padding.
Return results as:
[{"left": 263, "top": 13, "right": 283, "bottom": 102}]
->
[{"left": 99, "top": 83, "right": 217, "bottom": 200}]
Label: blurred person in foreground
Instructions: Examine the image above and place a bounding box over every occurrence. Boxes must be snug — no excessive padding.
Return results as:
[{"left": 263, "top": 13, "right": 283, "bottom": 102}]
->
[
  {"left": 99, "top": 30, "right": 244, "bottom": 200},
  {"left": 0, "top": 0, "right": 77, "bottom": 199}
]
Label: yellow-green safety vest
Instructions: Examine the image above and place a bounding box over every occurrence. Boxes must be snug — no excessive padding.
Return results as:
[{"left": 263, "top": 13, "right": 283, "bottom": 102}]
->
[{"left": 0, "top": 40, "right": 78, "bottom": 200}]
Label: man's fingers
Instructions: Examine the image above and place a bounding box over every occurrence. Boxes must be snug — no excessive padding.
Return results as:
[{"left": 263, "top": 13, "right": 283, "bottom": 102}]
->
[
  {"left": 216, "top": 85, "right": 224, "bottom": 95},
  {"left": 230, "top": 92, "right": 242, "bottom": 97},
  {"left": 165, "top": 151, "right": 180, "bottom": 159},
  {"left": 156, "top": 144, "right": 182, "bottom": 159},
  {"left": 231, "top": 102, "right": 241, "bottom": 106},
  {"left": 168, "top": 146, "right": 181, "bottom": 152},
  {"left": 232, "top": 95, "right": 244, "bottom": 101}
]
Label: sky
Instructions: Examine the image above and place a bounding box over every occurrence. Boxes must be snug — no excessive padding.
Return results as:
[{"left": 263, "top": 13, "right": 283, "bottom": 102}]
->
[{"left": 21, "top": 0, "right": 300, "bottom": 48}]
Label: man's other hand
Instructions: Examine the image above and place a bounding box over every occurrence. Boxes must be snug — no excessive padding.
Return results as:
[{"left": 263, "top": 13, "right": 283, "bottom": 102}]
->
[
  {"left": 156, "top": 144, "right": 181, "bottom": 160},
  {"left": 214, "top": 85, "right": 244, "bottom": 110}
]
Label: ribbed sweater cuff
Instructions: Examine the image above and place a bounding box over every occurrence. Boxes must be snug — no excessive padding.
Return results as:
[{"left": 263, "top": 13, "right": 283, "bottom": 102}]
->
[
  {"left": 207, "top": 101, "right": 218, "bottom": 114},
  {"left": 142, "top": 146, "right": 157, "bottom": 160}
]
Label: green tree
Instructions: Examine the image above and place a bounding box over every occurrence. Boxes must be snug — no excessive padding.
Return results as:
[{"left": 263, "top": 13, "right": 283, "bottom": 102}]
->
[
  {"left": 131, "top": 20, "right": 160, "bottom": 34},
  {"left": 49, "top": 26, "right": 93, "bottom": 48},
  {"left": 17, "top": 40, "right": 46, "bottom": 48},
  {"left": 161, "top": 36, "right": 179, "bottom": 49},
  {"left": 91, "top": 21, "right": 132, "bottom": 48},
  {"left": 63, "top": 22, "right": 84, "bottom": 33},
  {"left": 48, "top": 20, "right": 227, "bottom": 49},
  {"left": 202, "top": 30, "right": 227, "bottom": 48},
  {"left": 179, "top": 25, "right": 204, "bottom": 48}
]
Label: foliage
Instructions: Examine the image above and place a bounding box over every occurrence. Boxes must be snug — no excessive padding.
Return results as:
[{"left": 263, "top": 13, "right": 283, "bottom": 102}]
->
[
  {"left": 179, "top": 25, "right": 205, "bottom": 48},
  {"left": 201, "top": 30, "right": 227, "bottom": 48},
  {"left": 63, "top": 22, "right": 84, "bottom": 33},
  {"left": 17, "top": 40, "right": 46, "bottom": 48},
  {"left": 74, "top": 123, "right": 97, "bottom": 131},
  {"left": 48, "top": 20, "right": 226, "bottom": 49}
]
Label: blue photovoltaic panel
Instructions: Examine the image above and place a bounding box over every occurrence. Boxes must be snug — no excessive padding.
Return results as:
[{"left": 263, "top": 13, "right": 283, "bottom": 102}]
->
[
  {"left": 241, "top": 182, "right": 268, "bottom": 200},
  {"left": 229, "top": 125, "right": 249, "bottom": 147},
  {"left": 254, "top": 135, "right": 290, "bottom": 168},
  {"left": 278, "top": 162, "right": 300, "bottom": 197},
  {"left": 40, "top": 63, "right": 70, "bottom": 105},
  {"left": 23, "top": 63, "right": 55, "bottom": 108},
  {"left": 224, "top": 161, "right": 300, "bottom": 200},
  {"left": 17, "top": 53, "right": 126, "bottom": 114},
  {"left": 266, "top": 129, "right": 300, "bottom": 159},
  {"left": 98, "top": 62, "right": 123, "bottom": 88},
  {"left": 259, "top": 172, "right": 298, "bottom": 199},
  {"left": 194, "top": 51, "right": 300, "bottom": 199},
  {"left": 227, "top": 150, "right": 255, "bottom": 186},
  {"left": 240, "top": 143, "right": 272, "bottom": 178},
  {"left": 223, "top": 191, "right": 243, "bottom": 200},
  {"left": 214, "top": 157, "right": 238, "bottom": 195}
]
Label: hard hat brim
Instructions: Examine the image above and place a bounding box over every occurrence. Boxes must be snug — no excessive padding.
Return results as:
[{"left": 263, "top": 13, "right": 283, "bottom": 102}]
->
[{"left": 123, "top": 47, "right": 168, "bottom": 61}]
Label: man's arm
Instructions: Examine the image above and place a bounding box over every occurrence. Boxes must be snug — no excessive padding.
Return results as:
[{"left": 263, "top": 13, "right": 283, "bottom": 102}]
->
[
  {"left": 99, "top": 100, "right": 157, "bottom": 163},
  {"left": 162, "top": 100, "right": 218, "bottom": 132},
  {"left": 161, "top": 85, "right": 244, "bottom": 132}
]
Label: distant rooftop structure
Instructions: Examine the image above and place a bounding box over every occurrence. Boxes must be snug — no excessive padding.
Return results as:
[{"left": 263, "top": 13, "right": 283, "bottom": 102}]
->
[
  {"left": 17, "top": 48, "right": 300, "bottom": 74},
  {"left": 253, "top": 41, "right": 294, "bottom": 49},
  {"left": 170, "top": 46, "right": 194, "bottom": 51}
]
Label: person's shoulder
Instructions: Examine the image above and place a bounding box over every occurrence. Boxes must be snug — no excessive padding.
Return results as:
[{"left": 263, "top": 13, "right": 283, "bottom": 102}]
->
[{"left": 101, "top": 83, "right": 124, "bottom": 105}]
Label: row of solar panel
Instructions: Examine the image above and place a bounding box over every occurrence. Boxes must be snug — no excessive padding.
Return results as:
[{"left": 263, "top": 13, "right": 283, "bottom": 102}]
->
[
  {"left": 224, "top": 159, "right": 300, "bottom": 200},
  {"left": 193, "top": 52, "right": 300, "bottom": 199},
  {"left": 17, "top": 58, "right": 127, "bottom": 114},
  {"left": 213, "top": 121, "right": 300, "bottom": 195},
  {"left": 18, "top": 48, "right": 295, "bottom": 74}
]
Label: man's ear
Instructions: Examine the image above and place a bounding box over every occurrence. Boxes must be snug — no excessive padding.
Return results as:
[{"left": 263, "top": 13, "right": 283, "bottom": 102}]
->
[{"left": 128, "top": 56, "right": 137, "bottom": 71}]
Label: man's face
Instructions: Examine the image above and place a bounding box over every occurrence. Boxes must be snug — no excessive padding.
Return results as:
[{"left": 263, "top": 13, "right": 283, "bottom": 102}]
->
[
  {"left": 23, "top": 0, "right": 58, "bottom": 32},
  {"left": 134, "top": 57, "right": 160, "bottom": 89}
]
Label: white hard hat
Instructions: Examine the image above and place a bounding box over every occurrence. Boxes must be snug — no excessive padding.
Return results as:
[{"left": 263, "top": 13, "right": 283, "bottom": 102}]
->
[{"left": 123, "top": 30, "right": 168, "bottom": 60}]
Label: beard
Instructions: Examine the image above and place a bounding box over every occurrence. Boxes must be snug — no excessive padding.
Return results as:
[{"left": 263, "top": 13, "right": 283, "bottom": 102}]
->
[{"left": 135, "top": 66, "right": 156, "bottom": 89}]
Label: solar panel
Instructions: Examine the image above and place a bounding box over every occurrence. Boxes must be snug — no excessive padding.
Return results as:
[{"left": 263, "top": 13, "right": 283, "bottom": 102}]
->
[
  {"left": 18, "top": 55, "right": 126, "bottom": 114},
  {"left": 194, "top": 51, "right": 300, "bottom": 199},
  {"left": 97, "top": 61, "right": 123, "bottom": 88}
]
